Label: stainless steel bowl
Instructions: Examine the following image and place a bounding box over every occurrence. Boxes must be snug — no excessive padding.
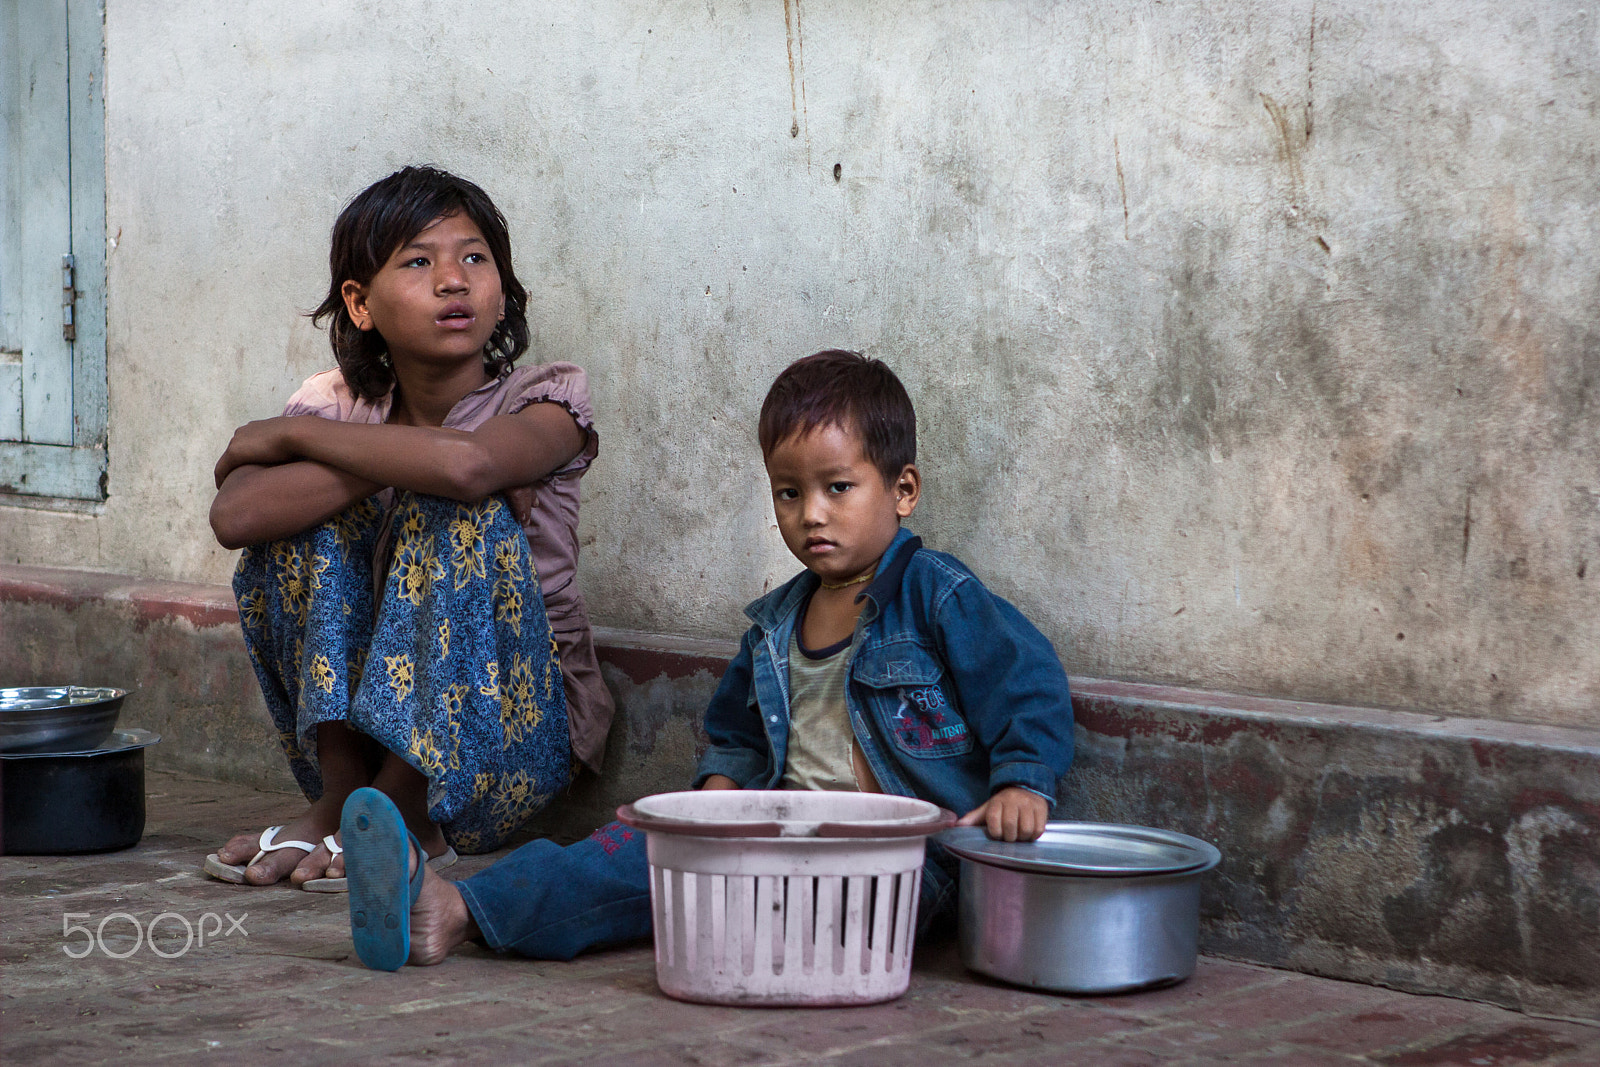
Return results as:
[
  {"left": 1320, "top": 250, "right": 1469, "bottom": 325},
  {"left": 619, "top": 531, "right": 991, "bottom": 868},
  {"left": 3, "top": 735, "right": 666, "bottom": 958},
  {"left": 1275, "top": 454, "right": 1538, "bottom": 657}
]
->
[
  {"left": 938, "top": 822, "right": 1222, "bottom": 994},
  {"left": 0, "top": 686, "right": 129, "bottom": 754}
]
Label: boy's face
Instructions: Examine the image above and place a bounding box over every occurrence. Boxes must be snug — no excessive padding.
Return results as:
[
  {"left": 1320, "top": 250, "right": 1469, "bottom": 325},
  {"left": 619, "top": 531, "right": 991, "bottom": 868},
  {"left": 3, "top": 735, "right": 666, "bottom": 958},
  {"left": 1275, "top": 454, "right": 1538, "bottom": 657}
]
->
[{"left": 765, "top": 422, "right": 920, "bottom": 584}]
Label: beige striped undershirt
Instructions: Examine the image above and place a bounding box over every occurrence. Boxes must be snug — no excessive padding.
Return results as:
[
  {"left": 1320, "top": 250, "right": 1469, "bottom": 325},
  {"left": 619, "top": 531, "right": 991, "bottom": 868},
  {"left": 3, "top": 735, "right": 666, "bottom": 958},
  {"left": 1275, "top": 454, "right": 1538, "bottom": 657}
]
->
[{"left": 780, "top": 628, "right": 881, "bottom": 793}]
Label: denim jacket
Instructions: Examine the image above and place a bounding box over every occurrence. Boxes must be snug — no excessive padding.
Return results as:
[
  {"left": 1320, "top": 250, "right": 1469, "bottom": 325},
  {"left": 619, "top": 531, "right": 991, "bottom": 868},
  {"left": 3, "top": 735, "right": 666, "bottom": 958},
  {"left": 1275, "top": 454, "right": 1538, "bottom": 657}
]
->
[{"left": 694, "top": 527, "right": 1074, "bottom": 816}]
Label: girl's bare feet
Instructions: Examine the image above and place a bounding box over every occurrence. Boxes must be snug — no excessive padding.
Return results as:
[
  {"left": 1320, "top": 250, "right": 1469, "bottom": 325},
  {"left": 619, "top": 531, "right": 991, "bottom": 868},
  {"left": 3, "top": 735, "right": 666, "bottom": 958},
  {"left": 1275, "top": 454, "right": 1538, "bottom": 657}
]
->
[
  {"left": 211, "top": 721, "right": 371, "bottom": 885},
  {"left": 318, "top": 823, "right": 448, "bottom": 880},
  {"left": 212, "top": 794, "right": 346, "bottom": 885},
  {"left": 359, "top": 748, "right": 449, "bottom": 877},
  {"left": 211, "top": 726, "right": 452, "bottom": 887}
]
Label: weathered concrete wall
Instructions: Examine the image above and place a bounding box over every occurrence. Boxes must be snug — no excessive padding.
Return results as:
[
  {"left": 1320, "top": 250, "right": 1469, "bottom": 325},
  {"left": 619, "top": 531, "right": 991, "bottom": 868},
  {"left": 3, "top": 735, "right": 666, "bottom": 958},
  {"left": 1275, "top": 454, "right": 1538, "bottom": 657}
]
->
[
  {"left": 4, "top": 566, "right": 1596, "bottom": 1017},
  {"left": 0, "top": 566, "right": 291, "bottom": 789},
  {"left": 3, "top": 2, "right": 1600, "bottom": 729}
]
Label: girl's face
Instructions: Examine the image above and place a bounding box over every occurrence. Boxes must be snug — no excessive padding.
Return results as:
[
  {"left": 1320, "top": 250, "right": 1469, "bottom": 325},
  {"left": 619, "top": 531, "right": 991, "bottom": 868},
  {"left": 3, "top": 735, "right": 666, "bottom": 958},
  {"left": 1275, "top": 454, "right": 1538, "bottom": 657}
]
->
[{"left": 340, "top": 212, "right": 506, "bottom": 373}]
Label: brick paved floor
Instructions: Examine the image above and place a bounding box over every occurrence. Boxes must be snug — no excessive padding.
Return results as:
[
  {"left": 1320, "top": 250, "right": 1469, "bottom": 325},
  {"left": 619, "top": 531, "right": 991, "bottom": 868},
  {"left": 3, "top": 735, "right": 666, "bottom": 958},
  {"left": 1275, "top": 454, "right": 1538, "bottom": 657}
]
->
[{"left": 3, "top": 770, "right": 1596, "bottom": 1065}]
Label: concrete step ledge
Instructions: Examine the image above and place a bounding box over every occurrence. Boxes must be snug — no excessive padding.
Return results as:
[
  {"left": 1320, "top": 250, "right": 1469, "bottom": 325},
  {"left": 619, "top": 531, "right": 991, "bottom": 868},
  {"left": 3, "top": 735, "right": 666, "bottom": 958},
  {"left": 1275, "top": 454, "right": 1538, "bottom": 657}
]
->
[
  {"left": 2, "top": 563, "right": 1595, "bottom": 1018},
  {"left": 1062, "top": 679, "right": 1599, "bottom": 1021}
]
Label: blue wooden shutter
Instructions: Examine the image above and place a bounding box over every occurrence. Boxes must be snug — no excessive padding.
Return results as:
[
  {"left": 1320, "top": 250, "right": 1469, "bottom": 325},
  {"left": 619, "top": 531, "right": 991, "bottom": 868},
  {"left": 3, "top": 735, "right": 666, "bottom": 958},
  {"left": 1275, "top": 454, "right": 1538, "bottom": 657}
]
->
[{"left": 0, "top": 0, "right": 106, "bottom": 500}]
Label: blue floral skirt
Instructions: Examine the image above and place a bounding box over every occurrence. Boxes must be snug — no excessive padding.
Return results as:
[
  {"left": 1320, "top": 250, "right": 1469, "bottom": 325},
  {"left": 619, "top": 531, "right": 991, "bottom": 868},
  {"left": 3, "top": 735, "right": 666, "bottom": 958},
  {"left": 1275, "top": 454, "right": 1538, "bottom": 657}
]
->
[{"left": 233, "top": 492, "right": 571, "bottom": 854}]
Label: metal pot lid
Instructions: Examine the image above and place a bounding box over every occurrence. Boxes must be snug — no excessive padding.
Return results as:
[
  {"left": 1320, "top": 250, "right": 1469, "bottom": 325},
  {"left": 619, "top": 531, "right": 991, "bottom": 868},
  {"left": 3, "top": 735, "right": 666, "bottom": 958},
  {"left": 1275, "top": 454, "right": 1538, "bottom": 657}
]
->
[
  {"left": 0, "top": 728, "right": 161, "bottom": 759},
  {"left": 936, "top": 821, "right": 1222, "bottom": 877}
]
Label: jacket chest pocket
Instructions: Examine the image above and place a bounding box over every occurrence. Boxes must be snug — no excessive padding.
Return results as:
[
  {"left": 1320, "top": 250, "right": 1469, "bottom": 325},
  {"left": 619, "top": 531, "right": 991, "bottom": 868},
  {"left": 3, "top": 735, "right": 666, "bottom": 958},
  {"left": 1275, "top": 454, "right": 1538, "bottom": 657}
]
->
[{"left": 853, "top": 642, "right": 972, "bottom": 759}]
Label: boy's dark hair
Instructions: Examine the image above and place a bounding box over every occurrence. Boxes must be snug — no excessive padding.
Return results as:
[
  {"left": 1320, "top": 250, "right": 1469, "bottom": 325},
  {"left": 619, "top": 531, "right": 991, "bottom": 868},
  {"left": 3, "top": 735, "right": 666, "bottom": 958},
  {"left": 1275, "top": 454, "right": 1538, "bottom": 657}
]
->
[
  {"left": 758, "top": 350, "right": 916, "bottom": 483},
  {"left": 310, "top": 165, "right": 530, "bottom": 400}
]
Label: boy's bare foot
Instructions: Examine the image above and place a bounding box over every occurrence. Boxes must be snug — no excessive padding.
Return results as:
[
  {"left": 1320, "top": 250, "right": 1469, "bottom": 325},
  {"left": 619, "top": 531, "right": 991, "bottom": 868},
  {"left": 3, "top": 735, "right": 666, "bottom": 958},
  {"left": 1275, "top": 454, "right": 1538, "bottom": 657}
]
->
[{"left": 410, "top": 862, "right": 478, "bottom": 966}]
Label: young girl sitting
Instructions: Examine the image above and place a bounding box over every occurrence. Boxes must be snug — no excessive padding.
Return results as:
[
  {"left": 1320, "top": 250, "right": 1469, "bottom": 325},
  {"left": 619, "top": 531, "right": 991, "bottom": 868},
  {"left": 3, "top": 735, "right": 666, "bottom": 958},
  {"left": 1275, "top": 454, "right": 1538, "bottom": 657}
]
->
[{"left": 204, "top": 166, "right": 614, "bottom": 888}]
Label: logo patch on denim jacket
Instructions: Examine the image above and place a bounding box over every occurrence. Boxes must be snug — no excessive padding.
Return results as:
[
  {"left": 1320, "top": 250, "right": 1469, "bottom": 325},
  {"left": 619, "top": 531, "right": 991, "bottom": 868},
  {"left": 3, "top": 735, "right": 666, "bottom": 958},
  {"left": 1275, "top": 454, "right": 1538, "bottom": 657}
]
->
[{"left": 890, "top": 685, "right": 971, "bottom": 756}]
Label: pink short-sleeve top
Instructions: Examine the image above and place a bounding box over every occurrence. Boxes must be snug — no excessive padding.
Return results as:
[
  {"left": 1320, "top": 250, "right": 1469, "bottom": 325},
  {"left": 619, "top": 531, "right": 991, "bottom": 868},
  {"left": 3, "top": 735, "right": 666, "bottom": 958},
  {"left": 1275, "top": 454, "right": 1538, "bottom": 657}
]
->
[{"left": 282, "top": 361, "right": 614, "bottom": 771}]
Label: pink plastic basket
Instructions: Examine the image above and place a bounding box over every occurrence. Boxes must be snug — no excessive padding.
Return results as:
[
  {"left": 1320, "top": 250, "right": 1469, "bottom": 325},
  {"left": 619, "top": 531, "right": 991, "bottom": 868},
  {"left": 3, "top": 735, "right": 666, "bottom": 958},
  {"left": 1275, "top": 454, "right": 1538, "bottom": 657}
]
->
[{"left": 617, "top": 791, "right": 955, "bottom": 1006}]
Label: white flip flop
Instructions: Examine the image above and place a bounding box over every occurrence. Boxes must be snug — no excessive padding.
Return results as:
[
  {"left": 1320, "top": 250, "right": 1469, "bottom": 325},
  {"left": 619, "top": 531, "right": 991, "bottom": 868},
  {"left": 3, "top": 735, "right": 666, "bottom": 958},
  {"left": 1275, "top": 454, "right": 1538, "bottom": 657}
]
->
[
  {"left": 302, "top": 842, "right": 458, "bottom": 894},
  {"left": 203, "top": 826, "right": 319, "bottom": 884}
]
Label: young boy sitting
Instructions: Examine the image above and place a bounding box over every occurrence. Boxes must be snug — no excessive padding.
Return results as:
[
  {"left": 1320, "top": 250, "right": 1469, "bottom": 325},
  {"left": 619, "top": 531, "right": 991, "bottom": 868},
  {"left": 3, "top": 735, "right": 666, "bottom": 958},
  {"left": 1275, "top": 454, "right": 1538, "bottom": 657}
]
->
[{"left": 340, "top": 349, "right": 1074, "bottom": 971}]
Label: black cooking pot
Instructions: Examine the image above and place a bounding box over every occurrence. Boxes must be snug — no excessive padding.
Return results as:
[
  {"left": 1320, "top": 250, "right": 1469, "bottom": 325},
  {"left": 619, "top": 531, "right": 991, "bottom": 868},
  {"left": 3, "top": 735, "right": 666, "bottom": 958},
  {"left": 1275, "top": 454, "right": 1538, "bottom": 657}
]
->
[{"left": 0, "top": 729, "right": 160, "bottom": 854}]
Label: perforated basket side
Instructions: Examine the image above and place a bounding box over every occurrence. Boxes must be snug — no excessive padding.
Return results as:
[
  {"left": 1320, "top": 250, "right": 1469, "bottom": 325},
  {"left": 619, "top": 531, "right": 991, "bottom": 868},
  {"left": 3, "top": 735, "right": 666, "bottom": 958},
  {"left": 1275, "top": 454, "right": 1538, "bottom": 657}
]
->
[{"left": 649, "top": 865, "right": 922, "bottom": 1006}]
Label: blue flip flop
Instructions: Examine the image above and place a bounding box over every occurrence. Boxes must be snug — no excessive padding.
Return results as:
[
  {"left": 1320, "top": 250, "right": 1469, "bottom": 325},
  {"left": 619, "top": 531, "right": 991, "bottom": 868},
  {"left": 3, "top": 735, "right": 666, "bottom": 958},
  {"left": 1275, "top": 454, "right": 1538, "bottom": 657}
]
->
[{"left": 341, "top": 788, "right": 425, "bottom": 972}]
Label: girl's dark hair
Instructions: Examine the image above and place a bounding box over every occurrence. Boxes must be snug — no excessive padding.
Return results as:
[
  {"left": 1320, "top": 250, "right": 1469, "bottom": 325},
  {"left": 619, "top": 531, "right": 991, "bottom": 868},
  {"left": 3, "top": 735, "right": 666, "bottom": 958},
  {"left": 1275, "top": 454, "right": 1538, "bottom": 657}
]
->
[
  {"left": 758, "top": 350, "right": 917, "bottom": 484},
  {"left": 310, "top": 165, "right": 529, "bottom": 400}
]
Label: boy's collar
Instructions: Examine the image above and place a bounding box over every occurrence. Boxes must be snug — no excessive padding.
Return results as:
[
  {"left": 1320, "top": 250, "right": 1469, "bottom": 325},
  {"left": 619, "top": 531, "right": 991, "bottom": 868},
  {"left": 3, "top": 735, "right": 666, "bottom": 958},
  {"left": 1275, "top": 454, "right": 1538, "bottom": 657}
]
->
[
  {"left": 745, "top": 526, "right": 923, "bottom": 630},
  {"left": 854, "top": 527, "right": 922, "bottom": 610}
]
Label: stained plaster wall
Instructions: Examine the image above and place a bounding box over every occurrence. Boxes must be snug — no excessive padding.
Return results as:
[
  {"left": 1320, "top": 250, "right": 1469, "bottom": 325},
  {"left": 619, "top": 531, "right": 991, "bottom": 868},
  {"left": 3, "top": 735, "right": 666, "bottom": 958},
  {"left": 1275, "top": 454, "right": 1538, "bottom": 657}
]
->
[{"left": 3, "top": 0, "right": 1598, "bottom": 733}]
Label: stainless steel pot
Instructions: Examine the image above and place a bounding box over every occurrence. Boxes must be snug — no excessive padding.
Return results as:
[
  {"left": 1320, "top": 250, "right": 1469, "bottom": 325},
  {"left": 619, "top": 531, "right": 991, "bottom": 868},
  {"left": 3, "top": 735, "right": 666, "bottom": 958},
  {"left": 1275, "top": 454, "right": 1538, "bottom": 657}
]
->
[{"left": 937, "top": 822, "right": 1221, "bottom": 994}]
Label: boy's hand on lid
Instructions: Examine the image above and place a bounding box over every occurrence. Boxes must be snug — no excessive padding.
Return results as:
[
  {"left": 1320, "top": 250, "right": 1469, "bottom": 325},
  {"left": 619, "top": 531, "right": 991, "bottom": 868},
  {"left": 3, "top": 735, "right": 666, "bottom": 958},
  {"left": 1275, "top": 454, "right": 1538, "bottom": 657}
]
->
[
  {"left": 699, "top": 774, "right": 741, "bottom": 790},
  {"left": 957, "top": 786, "right": 1050, "bottom": 842}
]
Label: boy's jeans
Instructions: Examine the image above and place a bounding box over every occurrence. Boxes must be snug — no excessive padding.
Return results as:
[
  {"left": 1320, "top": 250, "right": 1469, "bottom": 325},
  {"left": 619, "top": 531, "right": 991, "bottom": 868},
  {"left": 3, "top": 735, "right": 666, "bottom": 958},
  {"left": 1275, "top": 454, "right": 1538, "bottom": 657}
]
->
[{"left": 455, "top": 821, "right": 960, "bottom": 960}]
